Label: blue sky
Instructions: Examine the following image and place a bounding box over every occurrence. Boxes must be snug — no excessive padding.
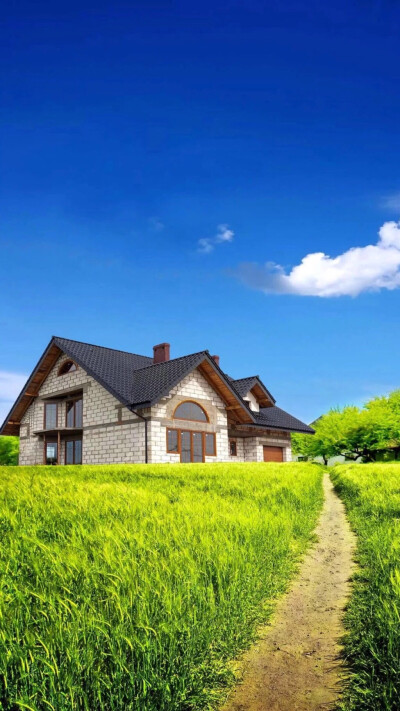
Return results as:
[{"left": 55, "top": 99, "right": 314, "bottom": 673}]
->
[{"left": 1, "top": 0, "right": 400, "bottom": 425}]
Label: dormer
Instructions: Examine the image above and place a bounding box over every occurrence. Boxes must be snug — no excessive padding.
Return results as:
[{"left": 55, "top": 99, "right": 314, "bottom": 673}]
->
[{"left": 231, "top": 375, "right": 276, "bottom": 412}]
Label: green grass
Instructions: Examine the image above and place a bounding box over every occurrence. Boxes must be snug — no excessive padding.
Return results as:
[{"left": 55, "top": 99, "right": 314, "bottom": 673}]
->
[
  {"left": 0, "top": 462, "right": 322, "bottom": 711},
  {"left": 331, "top": 463, "right": 400, "bottom": 710}
]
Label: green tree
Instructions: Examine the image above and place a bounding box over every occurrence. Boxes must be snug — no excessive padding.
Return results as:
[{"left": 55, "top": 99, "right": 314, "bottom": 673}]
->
[
  {"left": 292, "top": 403, "right": 392, "bottom": 464},
  {"left": 0, "top": 436, "right": 19, "bottom": 465}
]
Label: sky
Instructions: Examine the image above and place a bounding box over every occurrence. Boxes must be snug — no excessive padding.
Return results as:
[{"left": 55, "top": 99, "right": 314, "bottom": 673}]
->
[{"left": 1, "top": 0, "right": 400, "bottom": 426}]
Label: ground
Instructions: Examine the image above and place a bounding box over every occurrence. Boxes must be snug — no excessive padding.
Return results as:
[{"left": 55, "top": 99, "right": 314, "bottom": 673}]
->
[{"left": 221, "top": 474, "right": 355, "bottom": 711}]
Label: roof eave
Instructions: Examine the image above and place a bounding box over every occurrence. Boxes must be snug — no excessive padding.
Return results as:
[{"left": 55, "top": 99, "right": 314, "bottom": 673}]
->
[
  {"left": 132, "top": 352, "right": 256, "bottom": 424},
  {"left": 243, "top": 422, "right": 315, "bottom": 435},
  {"left": 0, "top": 337, "right": 62, "bottom": 436},
  {"left": 53, "top": 337, "right": 133, "bottom": 409}
]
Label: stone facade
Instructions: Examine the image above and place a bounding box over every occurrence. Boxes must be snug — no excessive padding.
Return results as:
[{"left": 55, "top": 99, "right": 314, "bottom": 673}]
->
[
  {"left": 18, "top": 353, "right": 292, "bottom": 465},
  {"left": 147, "top": 368, "right": 229, "bottom": 463}
]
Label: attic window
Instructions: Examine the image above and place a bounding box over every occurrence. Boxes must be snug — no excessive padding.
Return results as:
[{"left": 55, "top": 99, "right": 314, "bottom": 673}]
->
[
  {"left": 58, "top": 360, "right": 77, "bottom": 376},
  {"left": 173, "top": 401, "right": 208, "bottom": 422}
]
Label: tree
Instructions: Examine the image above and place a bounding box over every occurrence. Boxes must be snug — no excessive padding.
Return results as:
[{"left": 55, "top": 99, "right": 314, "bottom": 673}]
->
[
  {"left": 0, "top": 436, "right": 19, "bottom": 465},
  {"left": 292, "top": 403, "right": 392, "bottom": 464}
]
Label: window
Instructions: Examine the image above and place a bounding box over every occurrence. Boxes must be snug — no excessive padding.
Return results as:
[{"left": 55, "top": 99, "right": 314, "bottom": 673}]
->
[
  {"left": 230, "top": 440, "right": 237, "bottom": 456},
  {"left": 58, "top": 360, "right": 77, "bottom": 376},
  {"left": 167, "top": 429, "right": 179, "bottom": 453},
  {"left": 205, "top": 433, "right": 216, "bottom": 456},
  {"left": 166, "top": 429, "right": 216, "bottom": 462},
  {"left": 174, "top": 401, "right": 208, "bottom": 422},
  {"left": 66, "top": 398, "right": 83, "bottom": 427},
  {"left": 44, "top": 403, "right": 58, "bottom": 429},
  {"left": 65, "top": 438, "right": 82, "bottom": 465},
  {"left": 45, "top": 441, "right": 58, "bottom": 465}
]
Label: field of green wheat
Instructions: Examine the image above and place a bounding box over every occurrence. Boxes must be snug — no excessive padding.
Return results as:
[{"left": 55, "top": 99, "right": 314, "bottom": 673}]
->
[
  {"left": 331, "top": 464, "right": 400, "bottom": 711},
  {"left": 0, "top": 462, "right": 322, "bottom": 711}
]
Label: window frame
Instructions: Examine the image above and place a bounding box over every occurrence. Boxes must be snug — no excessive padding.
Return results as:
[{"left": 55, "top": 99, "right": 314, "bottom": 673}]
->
[
  {"left": 166, "top": 428, "right": 180, "bottom": 454},
  {"left": 44, "top": 439, "right": 58, "bottom": 465},
  {"left": 166, "top": 428, "right": 216, "bottom": 461},
  {"left": 229, "top": 439, "right": 237, "bottom": 457},
  {"left": 58, "top": 360, "right": 78, "bottom": 376},
  {"left": 173, "top": 400, "right": 209, "bottom": 423},
  {"left": 65, "top": 438, "right": 82, "bottom": 465},
  {"left": 44, "top": 402, "right": 58, "bottom": 430},
  {"left": 65, "top": 396, "right": 83, "bottom": 428},
  {"left": 205, "top": 432, "right": 216, "bottom": 456}
]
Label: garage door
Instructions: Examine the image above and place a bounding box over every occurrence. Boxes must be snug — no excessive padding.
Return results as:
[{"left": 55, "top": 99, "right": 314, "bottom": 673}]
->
[{"left": 263, "top": 445, "right": 284, "bottom": 462}]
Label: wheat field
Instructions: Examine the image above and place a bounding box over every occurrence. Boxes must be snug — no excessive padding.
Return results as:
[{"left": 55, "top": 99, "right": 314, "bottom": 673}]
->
[{"left": 0, "top": 462, "right": 323, "bottom": 711}]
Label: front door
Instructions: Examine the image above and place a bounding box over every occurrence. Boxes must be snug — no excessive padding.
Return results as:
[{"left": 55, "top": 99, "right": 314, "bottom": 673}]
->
[
  {"left": 180, "top": 431, "right": 204, "bottom": 462},
  {"left": 263, "top": 445, "right": 283, "bottom": 462},
  {"left": 65, "top": 438, "right": 82, "bottom": 465},
  {"left": 45, "top": 441, "right": 58, "bottom": 465}
]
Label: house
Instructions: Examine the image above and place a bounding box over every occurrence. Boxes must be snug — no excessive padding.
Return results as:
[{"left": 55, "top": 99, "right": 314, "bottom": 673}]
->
[{"left": 0, "top": 337, "right": 314, "bottom": 465}]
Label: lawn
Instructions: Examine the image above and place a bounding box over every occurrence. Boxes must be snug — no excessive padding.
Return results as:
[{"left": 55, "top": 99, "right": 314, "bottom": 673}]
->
[
  {"left": 331, "top": 463, "right": 400, "bottom": 710},
  {"left": 0, "top": 462, "right": 322, "bottom": 711}
]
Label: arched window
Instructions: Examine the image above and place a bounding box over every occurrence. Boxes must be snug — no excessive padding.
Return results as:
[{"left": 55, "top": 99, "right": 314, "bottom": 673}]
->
[
  {"left": 173, "top": 401, "right": 209, "bottom": 422},
  {"left": 58, "top": 360, "right": 77, "bottom": 376}
]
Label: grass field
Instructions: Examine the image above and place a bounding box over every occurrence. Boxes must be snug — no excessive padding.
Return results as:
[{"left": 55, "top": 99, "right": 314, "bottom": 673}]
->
[
  {"left": 331, "top": 464, "right": 400, "bottom": 710},
  {"left": 0, "top": 462, "right": 322, "bottom": 711}
]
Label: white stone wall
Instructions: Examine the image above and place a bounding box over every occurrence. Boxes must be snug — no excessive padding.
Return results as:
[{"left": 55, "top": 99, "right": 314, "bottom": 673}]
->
[
  {"left": 226, "top": 432, "right": 292, "bottom": 463},
  {"left": 19, "top": 354, "right": 147, "bottom": 465},
  {"left": 148, "top": 368, "right": 230, "bottom": 463},
  {"left": 18, "top": 352, "right": 292, "bottom": 466},
  {"left": 227, "top": 436, "right": 245, "bottom": 461},
  {"left": 243, "top": 390, "right": 260, "bottom": 412},
  {"left": 248, "top": 432, "right": 292, "bottom": 462}
]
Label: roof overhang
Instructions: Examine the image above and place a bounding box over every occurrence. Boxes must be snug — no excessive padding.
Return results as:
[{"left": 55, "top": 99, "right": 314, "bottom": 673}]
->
[
  {"left": 132, "top": 352, "right": 256, "bottom": 425},
  {"left": 1, "top": 341, "right": 257, "bottom": 437},
  {"left": 197, "top": 357, "right": 255, "bottom": 425},
  {"left": 0, "top": 339, "right": 63, "bottom": 436},
  {"left": 250, "top": 380, "right": 275, "bottom": 408}
]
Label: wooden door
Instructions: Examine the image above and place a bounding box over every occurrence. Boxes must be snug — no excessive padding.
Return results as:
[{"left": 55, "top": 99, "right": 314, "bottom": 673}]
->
[{"left": 263, "top": 445, "right": 283, "bottom": 462}]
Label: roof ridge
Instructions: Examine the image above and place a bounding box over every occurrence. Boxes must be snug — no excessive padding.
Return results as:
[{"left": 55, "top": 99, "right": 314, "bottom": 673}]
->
[
  {"left": 233, "top": 375, "right": 258, "bottom": 382},
  {"left": 53, "top": 336, "right": 152, "bottom": 361},
  {"left": 131, "top": 350, "right": 208, "bottom": 373}
]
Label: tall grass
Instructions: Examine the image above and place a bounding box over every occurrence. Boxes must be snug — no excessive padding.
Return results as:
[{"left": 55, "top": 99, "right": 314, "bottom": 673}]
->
[
  {"left": 0, "top": 462, "right": 322, "bottom": 711},
  {"left": 331, "top": 464, "right": 400, "bottom": 710}
]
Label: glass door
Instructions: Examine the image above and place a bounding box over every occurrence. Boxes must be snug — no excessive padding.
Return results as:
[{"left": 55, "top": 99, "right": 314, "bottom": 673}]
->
[
  {"left": 192, "top": 432, "right": 203, "bottom": 462},
  {"left": 180, "top": 431, "right": 191, "bottom": 462},
  {"left": 45, "top": 441, "right": 58, "bottom": 465},
  {"left": 65, "top": 438, "right": 82, "bottom": 465},
  {"left": 180, "top": 431, "right": 204, "bottom": 463}
]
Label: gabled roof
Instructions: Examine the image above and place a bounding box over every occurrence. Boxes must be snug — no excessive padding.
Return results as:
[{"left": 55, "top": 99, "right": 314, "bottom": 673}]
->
[
  {"left": 229, "top": 375, "right": 275, "bottom": 406},
  {"left": 53, "top": 336, "right": 153, "bottom": 405},
  {"left": 253, "top": 407, "right": 315, "bottom": 434},
  {"left": 0, "top": 337, "right": 255, "bottom": 435},
  {"left": 0, "top": 336, "right": 313, "bottom": 437}
]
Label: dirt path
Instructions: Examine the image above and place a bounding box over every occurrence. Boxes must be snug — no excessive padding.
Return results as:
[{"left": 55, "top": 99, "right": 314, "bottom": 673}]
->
[{"left": 221, "top": 473, "right": 355, "bottom": 711}]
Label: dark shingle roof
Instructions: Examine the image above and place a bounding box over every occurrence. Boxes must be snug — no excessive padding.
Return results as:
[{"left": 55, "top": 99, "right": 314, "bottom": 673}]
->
[
  {"left": 229, "top": 376, "right": 258, "bottom": 397},
  {"left": 1, "top": 336, "right": 313, "bottom": 437},
  {"left": 253, "top": 407, "right": 315, "bottom": 434},
  {"left": 129, "top": 352, "right": 209, "bottom": 405},
  {"left": 55, "top": 338, "right": 250, "bottom": 411},
  {"left": 229, "top": 375, "right": 276, "bottom": 404},
  {"left": 53, "top": 337, "right": 153, "bottom": 406}
]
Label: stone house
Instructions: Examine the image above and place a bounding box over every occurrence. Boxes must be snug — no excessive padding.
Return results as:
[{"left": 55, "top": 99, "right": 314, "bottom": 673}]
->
[{"left": 1, "top": 337, "right": 313, "bottom": 465}]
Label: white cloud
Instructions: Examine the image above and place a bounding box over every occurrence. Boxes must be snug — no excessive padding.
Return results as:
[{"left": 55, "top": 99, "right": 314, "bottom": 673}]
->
[
  {"left": 381, "top": 192, "right": 400, "bottom": 212},
  {"left": 0, "top": 371, "right": 27, "bottom": 425},
  {"left": 237, "top": 221, "right": 400, "bottom": 298},
  {"left": 198, "top": 224, "right": 234, "bottom": 254}
]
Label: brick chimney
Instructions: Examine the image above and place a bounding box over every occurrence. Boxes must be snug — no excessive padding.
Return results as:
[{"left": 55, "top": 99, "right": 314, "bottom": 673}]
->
[
  {"left": 212, "top": 355, "right": 220, "bottom": 367},
  {"left": 153, "top": 343, "right": 170, "bottom": 364}
]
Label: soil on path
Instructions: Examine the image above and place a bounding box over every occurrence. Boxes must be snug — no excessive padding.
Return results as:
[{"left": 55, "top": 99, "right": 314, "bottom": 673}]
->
[{"left": 221, "top": 473, "right": 355, "bottom": 711}]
